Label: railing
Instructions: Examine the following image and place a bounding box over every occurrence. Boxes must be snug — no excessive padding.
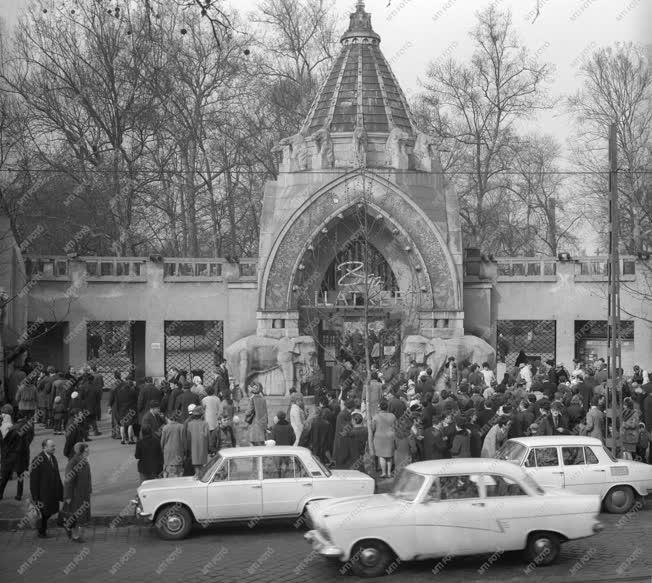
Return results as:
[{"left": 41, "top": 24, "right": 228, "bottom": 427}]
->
[
  {"left": 163, "top": 258, "right": 224, "bottom": 281},
  {"left": 83, "top": 257, "right": 147, "bottom": 280},
  {"left": 24, "top": 257, "right": 70, "bottom": 280},
  {"left": 495, "top": 258, "right": 557, "bottom": 281},
  {"left": 23, "top": 256, "right": 258, "bottom": 283},
  {"left": 575, "top": 257, "right": 636, "bottom": 281}
]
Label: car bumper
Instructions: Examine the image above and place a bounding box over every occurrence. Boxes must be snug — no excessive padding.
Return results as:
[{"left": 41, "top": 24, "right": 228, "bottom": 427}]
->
[
  {"left": 305, "top": 530, "right": 344, "bottom": 558},
  {"left": 130, "top": 499, "right": 152, "bottom": 521}
]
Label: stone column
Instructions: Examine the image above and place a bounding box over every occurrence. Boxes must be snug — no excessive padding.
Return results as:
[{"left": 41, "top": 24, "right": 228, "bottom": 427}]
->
[{"left": 145, "top": 261, "right": 165, "bottom": 378}]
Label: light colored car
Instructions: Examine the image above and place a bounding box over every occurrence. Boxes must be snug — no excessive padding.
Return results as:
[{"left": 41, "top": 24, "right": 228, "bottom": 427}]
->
[
  {"left": 305, "top": 458, "right": 603, "bottom": 578},
  {"left": 133, "top": 446, "right": 374, "bottom": 539},
  {"left": 495, "top": 436, "right": 652, "bottom": 513}
]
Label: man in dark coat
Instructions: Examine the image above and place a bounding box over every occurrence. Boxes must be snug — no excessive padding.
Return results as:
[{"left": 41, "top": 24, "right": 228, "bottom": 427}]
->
[
  {"left": 306, "top": 408, "right": 334, "bottom": 464},
  {"left": 167, "top": 382, "right": 184, "bottom": 417},
  {"left": 333, "top": 400, "right": 353, "bottom": 468},
  {"left": 137, "top": 378, "right": 161, "bottom": 427},
  {"left": 0, "top": 409, "right": 34, "bottom": 500},
  {"left": 141, "top": 400, "right": 166, "bottom": 439},
  {"left": 423, "top": 415, "right": 449, "bottom": 460},
  {"left": 211, "top": 360, "right": 231, "bottom": 400},
  {"left": 29, "top": 438, "right": 64, "bottom": 537}
]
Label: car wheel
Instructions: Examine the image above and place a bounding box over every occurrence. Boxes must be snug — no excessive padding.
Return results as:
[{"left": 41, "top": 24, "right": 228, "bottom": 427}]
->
[
  {"left": 155, "top": 504, "right": 193, "bottom": 540},
  {"left": 524, "top": 532, "right": 560, "bottom": 566},
  {"left": 604, "top": 485, "right": 636, "bottom": 514},
  {"left": 348, "top": 539, "right": 394, "bottom": 578}
]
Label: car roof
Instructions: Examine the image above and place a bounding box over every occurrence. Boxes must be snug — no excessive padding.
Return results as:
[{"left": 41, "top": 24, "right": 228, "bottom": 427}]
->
[
  {"left": 406, "top": 458, "right": 522, "bottom": 477},
  {"left": 219, "top": 445, "right": 313, "bottom": 457},
  {"left": 507, "top": 436, "right": 604, "bottom": 447}
]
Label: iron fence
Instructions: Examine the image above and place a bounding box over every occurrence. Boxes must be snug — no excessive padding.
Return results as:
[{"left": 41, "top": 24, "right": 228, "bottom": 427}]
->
[{"left": 164, "top": 321, "right": 224, "bottom": 381}]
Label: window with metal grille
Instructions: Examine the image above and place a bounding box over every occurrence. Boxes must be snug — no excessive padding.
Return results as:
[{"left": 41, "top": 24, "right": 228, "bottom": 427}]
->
[
  {"left": 86, "top": 321, "right": 134, "bottom": 374},
  {"left": 496, "top": 320, "right": 556, "bottom": 367},
  {"left": 164, "top": 321, "right": 224, "bottom": 380}
]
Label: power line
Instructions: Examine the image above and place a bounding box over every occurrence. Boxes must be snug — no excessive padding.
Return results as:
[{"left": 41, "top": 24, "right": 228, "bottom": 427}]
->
[{"left": 0, "top": 168, "right": 649, "bottom": 176}]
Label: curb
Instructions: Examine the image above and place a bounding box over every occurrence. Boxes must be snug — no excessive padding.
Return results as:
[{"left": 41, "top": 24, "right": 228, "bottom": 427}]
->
[{"left": 0, "top": 514, "right": 142, "bottom": 531}]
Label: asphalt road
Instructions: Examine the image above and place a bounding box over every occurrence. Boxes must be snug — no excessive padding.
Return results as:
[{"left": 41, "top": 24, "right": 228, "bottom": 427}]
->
[{"left": 1, "top": 509, "right": 651, "bottom": 583}]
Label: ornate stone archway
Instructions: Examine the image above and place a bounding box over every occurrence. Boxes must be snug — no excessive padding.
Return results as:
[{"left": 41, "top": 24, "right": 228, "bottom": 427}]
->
[{"left": 259, "top": 170, "right": 462, "bottom": 316}]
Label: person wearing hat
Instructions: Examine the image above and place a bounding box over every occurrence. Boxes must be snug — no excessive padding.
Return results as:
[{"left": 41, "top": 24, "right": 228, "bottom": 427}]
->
[
  {"left": 141, "top": 400, "right": 166, "bottom": 439},
  {"left": 246, "top": 382, "right": 268, "bottom": 446},
  {"left": 622, "top": 397, "right": 641, "bottom": 456},
  {"left": 185, "top": 405, "right": 209, "bottom": 477},
  {"left": 481, "top": 416, "right": 511, "bottom": 458}
]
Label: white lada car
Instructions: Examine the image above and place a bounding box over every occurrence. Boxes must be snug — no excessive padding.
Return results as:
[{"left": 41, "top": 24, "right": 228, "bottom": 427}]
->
[
  {"left": 133, "top": 446, "right": 374, "bottom": 539},
  {"left": 496, "top": 436, "right": 652, "bottom": 513},
  {"left": 305, "top": 458, "right": 603, "bottom": 578}
]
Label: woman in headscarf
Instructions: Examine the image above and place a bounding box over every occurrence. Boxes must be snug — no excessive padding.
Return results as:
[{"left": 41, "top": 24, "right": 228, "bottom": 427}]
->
[
  {"left": 289, "top": 392, "right": 306, "bottom": 446},
  {"left": 63, "top": 442, "right": 92, "bottom": 542}
]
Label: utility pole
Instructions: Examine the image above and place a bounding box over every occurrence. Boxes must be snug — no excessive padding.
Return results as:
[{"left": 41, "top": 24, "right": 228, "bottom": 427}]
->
[{"left": 606, "top": 123, "right": 623, "bottom": 457}]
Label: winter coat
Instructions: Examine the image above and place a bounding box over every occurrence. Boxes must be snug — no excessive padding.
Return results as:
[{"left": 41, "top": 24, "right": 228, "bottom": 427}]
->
[
  {"left": 450, "top": 430, "right": 471, "bottom": 458},
  {"left": 202, "top": 395, "right": 221, "bottom": 431},
  {"left": 584, "top": 407, "right": 604, "bottom": 440},
  {"left": 16, "top": 383, "right": 37, "bottom": 411},
  {"left": 271, "top": 420, "right": 295, "bottom": 446},
  {"left": 141, "top": 411, "right": 165, "bottom": 438},
  {"left": 185, "top": 418, "right": 209, "bottom": 465},
  {"left": 63, "top": 455, "right": 92, "bottom": 526},
  {"left": 307, "top": 416, "right": 333, "bottom": 464},
  {"left": 481, "top": 424, "right": 506, "bottom": 458},
  {"left": 333, "top": 409, "right": 352, "bottom": 468},
  {"left": 365, "top": 381, "right": 384, "bottom": 419},
  {"left": 423, "top": 427, "right": 449, "bottom": 460},
  {"left": 137, "top": 384, "right": 162, "bottom": 424},
  {"left": 1, "top": 418, "right": 33, "bottom": 474},
  {"left": 29, "top": 451, "right": 64, "bottom": 516},
  {"left": 115, "top": 383, "right": 138, "bottom": 423},
  {"left": 53, "top": 402, "right": 66, "bottom": 420},
  {"left": 177, "top": 391, "right": 201, "bottom": 421},
  {"left": 134, "top": 436, "right": 163, "bottom": 477},
  {"left": 160, "top": 421, "right": 186, "bottom": 467},
  {"left": 247, "top": 394, "right": 268, "bottom": 443},
  {"left": 343, "top": 426, "right": 368, "bottom": 470}
]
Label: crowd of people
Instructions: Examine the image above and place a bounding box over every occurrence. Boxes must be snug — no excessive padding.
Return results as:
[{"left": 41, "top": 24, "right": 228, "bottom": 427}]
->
[{"left": 1, "top": 352, "right": 652, "bottom": 540}]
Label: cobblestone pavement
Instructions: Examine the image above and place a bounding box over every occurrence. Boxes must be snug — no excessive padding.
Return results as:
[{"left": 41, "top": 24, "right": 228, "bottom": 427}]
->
[{"left": 1, "top": 510, "right": 651, "bottom": 583}]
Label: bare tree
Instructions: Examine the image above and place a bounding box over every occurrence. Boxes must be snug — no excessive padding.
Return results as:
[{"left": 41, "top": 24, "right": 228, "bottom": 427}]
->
[
  {"left": 568, "top": 43, "right": 652, "bottom": 256},
  {"left": 506, "top": 134, "right": 580, "bottom": 256},
  {"left": 418, "top": 5, "right": 554, "bottom": 252}
]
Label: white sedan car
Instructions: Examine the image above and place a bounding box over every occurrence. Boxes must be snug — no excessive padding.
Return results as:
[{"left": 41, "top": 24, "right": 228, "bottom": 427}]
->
[
  {"left": 133, "top": 446, "right": 374, "bottom": 539},
  {"left": 305, "top": 458, "right": 603, "bottom": 578},
  {"left": 495, "top": 436, "right": 652, "bottom": 513}
]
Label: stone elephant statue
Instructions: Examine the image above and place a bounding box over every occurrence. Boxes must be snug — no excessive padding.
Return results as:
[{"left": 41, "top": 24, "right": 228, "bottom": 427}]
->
[
  {"left": 402, "top": 334, "right": 495, "bottom": 390},
  {"left": 224, "top": 335, "right": 318, "bottom": 396}
]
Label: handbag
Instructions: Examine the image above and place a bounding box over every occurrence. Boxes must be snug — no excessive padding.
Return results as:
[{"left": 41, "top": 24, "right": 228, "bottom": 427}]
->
[{"left": 244, "top": 408, "right": 255, "bottom": 425}]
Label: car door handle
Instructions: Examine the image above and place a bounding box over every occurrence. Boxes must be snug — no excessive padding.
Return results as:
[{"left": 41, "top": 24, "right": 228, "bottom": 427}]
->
[
  {"left": 302, "top": 483, "right": 312, "bottom": 487},
  {"left": 471, "top": 502, "right": 485, "bottom": 507},
  {"left": 552, "top": 472, "right": 564, "bottom": 475},
  {"left": 251, "top": 485, "right": 262, "bottom": 489},
  {"left": 592, "top": 469, "right": 606, "bottom": 473}
]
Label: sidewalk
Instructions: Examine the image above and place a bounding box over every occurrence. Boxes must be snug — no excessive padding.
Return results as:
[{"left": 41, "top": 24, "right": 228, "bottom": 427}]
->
[{"left": 0, "top": 394, "right": 391, "bottom": 529}]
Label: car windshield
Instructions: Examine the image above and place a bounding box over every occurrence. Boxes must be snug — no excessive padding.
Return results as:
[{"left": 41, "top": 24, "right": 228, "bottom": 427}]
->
[
  {"left": 391, "top": 470, "right": 425, "bottom": 501},
  {"left": 312, "top": 455, "right": 332, "bottom": 477},
  {"left": 522, "top": 473, "right": 545, "bottom": 495},
  {"left": 495, "top": 441, "right": 526, "bottom": 462},
  {"left": 198, "top": 454, "right": 223, "bottom": 483}
]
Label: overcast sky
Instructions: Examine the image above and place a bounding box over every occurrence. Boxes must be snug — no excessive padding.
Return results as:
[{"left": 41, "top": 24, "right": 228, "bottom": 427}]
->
[
  {"left": 1, "top": 0, "right": 650, "bottom": 252},
  {"left": 1, "top": 0, "right": 649, "bottom": 161}
]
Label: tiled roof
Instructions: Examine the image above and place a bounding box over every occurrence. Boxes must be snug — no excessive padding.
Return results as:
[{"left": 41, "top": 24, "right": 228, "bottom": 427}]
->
[{"left": 301, "top": 2, "right": 415, "bottom": 135}]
